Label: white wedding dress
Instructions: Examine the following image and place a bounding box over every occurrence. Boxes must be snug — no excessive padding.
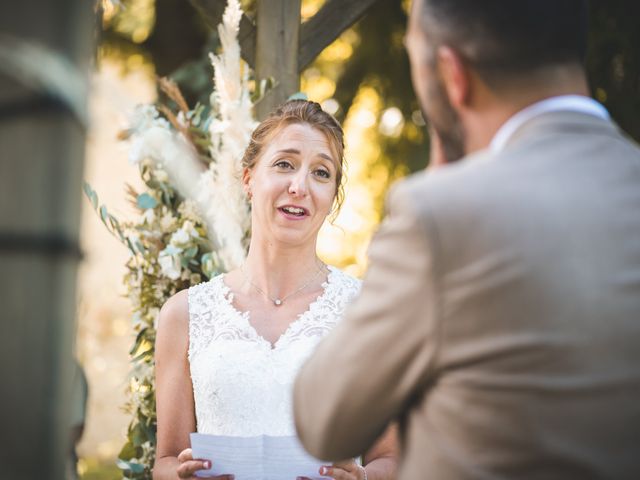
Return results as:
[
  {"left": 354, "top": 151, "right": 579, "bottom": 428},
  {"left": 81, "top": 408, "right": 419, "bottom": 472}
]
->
[{"left": 188, "top": 266, "right": 361, "bottom": 436}]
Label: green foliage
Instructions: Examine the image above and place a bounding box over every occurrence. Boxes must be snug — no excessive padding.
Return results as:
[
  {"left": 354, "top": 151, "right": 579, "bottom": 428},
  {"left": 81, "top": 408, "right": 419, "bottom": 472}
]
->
[
  {"left": 83, "top": 182, "right": 137, "bottom": 256},
  {"left": 287, "top": 92, "right": 308, "bottom": 101},
  {"left": 85, "top": 156, "right": 223, "bottom": 478},
  {"left": 136, "top": 193, "right": 158, "bottom": 210},
  {"left": 79, "top": 457, "right": 122, "bottom": 480},
  {"left": 252, "top": 77, "right": 276, "bottom": 104}
]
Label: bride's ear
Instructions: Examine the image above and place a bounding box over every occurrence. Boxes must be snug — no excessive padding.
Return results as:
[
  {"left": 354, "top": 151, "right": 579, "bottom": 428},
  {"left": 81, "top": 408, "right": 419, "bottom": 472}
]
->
[{"left": 242, "top": 167, "right": 253, "bottom": 199}]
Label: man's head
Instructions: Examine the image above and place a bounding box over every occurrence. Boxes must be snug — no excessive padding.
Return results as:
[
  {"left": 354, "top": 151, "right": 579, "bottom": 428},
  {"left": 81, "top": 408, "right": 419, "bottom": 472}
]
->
[{"left": 406, "top": 0, "right": 589, "bottom": 162}]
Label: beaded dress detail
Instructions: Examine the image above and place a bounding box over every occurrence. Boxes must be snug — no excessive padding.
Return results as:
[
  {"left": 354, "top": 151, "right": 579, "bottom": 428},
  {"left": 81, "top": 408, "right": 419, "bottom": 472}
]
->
[{"left": 188, "top": 266, "right": 361, "bottom": 436}]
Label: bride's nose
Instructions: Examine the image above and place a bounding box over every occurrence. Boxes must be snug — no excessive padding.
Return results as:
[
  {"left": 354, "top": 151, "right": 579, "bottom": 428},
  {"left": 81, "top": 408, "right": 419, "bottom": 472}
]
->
[{"left": 288, "top": 170, "right": 309, "bottom": 197}]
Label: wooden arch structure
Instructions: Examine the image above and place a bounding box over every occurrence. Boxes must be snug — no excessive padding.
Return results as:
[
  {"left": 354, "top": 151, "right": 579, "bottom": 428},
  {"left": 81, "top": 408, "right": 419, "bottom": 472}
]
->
[{"left": 196, "top": 0, "right": 381, "bottom": 117}]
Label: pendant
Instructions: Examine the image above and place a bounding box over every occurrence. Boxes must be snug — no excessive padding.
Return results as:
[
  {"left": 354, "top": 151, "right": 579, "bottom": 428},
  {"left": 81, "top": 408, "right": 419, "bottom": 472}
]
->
[{"left": 274, "top": 299, "right": 283, "bottom": 306}]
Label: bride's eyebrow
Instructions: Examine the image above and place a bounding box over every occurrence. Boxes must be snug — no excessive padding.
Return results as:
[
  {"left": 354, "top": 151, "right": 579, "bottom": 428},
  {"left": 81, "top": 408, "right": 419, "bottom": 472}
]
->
[
  {"left": 275, "top": 148, "right": 300, "bottom": 156},
  {"left": 275, "top": 149, "right": 334, "bottom": 164},
  {"left": 316, "top": 152, "right": 335, "bottom": 163}
]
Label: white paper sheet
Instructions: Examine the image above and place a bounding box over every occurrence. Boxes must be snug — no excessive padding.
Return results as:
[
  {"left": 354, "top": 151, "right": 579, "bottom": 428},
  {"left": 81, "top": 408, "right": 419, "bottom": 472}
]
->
[{"left": 190, "top": 433, "right": 327, "bottom": 480}]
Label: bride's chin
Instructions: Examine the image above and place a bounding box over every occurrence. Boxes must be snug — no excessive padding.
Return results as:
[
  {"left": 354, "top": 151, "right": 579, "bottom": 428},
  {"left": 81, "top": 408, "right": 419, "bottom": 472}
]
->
[{"left": 269, "top": 230, "right": 315, "bottom": 248}]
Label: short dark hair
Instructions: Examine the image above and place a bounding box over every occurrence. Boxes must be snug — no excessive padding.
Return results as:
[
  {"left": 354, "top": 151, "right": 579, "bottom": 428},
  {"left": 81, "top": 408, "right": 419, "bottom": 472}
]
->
[{"left": 419, "top": 0, "right": 589, "bottom": 86}]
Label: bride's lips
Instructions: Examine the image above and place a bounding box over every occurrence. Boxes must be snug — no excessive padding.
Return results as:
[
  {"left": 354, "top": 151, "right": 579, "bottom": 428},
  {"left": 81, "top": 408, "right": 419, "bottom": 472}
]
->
[{"left": 277, "top": 204, "right": 310, "bottom": 220}]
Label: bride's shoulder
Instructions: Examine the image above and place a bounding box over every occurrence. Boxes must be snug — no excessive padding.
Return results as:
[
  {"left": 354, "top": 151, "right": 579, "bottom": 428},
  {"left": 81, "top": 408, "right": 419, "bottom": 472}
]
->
[
  {"left": 327, "top": 265, "right": 362, "bottom": 298},
  {"left": 157, "top": 289, "right": 190, "bottom": 339},
  {"left": 187, "top": 272, "right": 226, "bottom": 299},
  {"left": 158, "top": 274, "right": 223, "bottom": 329}
]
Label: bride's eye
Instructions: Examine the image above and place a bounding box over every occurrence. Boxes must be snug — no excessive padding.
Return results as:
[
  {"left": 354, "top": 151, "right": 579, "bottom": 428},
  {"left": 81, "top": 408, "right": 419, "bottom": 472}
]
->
[
  {"left": 274, "top": 160, "right": 293, "bottom": 170},
  {"left": 314, "top": 168, "right": 331, "bottom": 179}
]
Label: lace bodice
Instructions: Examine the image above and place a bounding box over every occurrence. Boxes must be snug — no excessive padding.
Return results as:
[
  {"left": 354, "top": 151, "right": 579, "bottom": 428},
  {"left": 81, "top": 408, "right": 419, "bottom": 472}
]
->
[{"left": 188, "top": 266, "right": 361, "bottom": 436}]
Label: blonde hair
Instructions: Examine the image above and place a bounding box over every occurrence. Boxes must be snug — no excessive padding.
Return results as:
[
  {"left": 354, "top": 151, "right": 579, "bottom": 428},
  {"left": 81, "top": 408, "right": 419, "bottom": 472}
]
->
[{"left": 242, "top": 99, "right": 346, "bottom": 215}]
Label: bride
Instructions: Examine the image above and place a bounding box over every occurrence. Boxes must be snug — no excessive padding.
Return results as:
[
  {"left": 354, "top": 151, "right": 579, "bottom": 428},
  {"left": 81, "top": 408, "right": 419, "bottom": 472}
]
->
[{"left": 153, "top": 100, "right": 397, "bottom": 480}]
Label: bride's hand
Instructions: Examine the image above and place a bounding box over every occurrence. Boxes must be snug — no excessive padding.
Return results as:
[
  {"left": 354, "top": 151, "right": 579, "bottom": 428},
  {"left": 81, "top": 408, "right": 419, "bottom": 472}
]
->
[
  {"left": 176, "top": 448, "right": 234, "bottom": 480},
  {"left": 298, "top": 460, "right": 366, "bottom": 480}
]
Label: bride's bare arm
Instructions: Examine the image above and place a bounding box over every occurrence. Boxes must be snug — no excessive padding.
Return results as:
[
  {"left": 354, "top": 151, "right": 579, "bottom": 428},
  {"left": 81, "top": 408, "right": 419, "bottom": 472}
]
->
[
  {"left": 361, "top": 423, "right": 399, "bottom": 480},
  {"left": 153, "top": 290, "right": 203, "bottom": 480},
  {"left": 314, "top": 424, "right": 398, "bottom": 480}
]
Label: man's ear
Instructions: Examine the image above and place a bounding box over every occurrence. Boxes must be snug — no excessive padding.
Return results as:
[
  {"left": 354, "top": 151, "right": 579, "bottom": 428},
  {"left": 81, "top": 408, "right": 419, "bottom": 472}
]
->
[{"left": 437, "top": 45, "right": 471, "bottom": 109}]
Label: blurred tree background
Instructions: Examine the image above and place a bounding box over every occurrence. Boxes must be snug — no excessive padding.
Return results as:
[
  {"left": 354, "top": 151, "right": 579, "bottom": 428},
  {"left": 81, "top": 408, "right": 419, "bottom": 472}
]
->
[
  {"left": 98, "top": 0, "right": 640, "bottom": 172},
  {"left": 588, "top": 0, "right": 640, "bottom": 142}
]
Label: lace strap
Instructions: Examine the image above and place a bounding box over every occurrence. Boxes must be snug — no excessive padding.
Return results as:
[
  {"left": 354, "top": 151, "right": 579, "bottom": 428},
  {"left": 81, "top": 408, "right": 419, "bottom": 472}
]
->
[
  {"left": 276, "top": 267, "right": 362, "bottom": 348},
  {"left": 187, "top": 277, "right": 224, "bottom": 362},
  {"left": 316, "top": 266, "right": 362, "bottom": 313}
]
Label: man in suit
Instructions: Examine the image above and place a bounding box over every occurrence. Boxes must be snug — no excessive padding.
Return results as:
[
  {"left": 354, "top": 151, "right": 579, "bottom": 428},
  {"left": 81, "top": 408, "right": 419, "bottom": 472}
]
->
[{"left": 293, "top": 0, "right": 640, "bottom": 478}]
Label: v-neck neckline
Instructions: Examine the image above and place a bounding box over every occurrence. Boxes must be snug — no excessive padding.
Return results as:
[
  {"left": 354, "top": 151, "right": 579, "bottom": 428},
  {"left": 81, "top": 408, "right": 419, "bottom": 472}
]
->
[{"left": 218, "top": 266, "right": 336, "bottom": 350}]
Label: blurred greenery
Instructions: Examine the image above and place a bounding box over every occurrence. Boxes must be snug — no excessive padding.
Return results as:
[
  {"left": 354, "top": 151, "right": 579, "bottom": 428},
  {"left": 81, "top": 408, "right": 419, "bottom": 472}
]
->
[
  {"left": 588, "top": 0, "right": 640, "bottom": 142},
  {"left": 79, "top": 457, "right": 121, "bottom": 480}
]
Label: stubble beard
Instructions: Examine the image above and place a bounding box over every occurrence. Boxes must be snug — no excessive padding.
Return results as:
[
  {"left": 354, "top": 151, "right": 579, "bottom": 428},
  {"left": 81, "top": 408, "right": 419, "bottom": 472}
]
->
[{"left": 424, "top": 66, "right": 467, "bottom": 163}]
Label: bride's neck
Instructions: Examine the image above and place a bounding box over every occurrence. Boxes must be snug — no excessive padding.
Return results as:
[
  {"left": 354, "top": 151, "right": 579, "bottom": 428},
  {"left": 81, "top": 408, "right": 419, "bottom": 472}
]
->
[{"left": 242, "top": 239, "right": 322, "bottom": 293}]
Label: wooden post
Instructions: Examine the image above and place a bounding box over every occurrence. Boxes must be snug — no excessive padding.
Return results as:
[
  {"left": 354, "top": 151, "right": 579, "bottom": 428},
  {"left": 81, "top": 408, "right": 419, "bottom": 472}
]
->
[
  {"left": 255, "top": 0, "right": 301, "bottom": 119},
  {"left": 194, "top": 0, "right": 381, "bottom": 119},
  {"left": 0, "top": 0, "right": 93, "bottom": 478}
]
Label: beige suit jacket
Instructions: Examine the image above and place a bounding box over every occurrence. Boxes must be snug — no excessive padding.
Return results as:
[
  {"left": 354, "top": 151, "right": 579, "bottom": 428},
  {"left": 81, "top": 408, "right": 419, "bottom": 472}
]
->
[{"left": 294, "top": 111, "right": 640, "bottom": 479}]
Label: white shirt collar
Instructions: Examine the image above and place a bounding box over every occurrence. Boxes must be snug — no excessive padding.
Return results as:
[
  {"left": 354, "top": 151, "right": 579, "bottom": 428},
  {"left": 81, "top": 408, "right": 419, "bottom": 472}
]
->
[{"left": 490, "top": 95, "right": 610, "bottom": 153}]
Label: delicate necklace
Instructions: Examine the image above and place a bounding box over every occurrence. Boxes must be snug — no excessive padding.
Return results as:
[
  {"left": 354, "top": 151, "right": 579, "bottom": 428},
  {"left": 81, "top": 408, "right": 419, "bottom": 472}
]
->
[{"left": 240, "top": 261, "right": 326, "bottom": 307}]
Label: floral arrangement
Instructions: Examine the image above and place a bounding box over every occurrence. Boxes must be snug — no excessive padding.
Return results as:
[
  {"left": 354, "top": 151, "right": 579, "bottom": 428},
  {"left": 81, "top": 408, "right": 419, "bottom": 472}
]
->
[{"left": 85, "top": 1, "right": 259, "bottom": 477}]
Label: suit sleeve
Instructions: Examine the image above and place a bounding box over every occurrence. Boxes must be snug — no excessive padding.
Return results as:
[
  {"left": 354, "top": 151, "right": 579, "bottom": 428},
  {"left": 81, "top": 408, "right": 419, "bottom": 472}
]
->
[{"left": 293, "top": 180, "right": 442, "bottom": 460}]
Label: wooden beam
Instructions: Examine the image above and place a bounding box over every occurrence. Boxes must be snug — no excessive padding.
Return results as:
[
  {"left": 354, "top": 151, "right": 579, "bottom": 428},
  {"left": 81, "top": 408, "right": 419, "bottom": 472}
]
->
[
  {"left": 189, "top": 0, "right": 257, "bottom": 68},
  {"left": 298, "top": 0, "right": 382, "bottom": 71},
  {"left": 255, "top": 0, "right": 301, "bottom": 119}
]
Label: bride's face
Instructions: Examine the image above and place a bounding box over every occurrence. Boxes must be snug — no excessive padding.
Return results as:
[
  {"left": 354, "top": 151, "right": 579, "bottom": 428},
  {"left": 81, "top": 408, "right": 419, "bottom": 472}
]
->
[{"left": 244, "top": 123, "right": 338, "bottom": 248}]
